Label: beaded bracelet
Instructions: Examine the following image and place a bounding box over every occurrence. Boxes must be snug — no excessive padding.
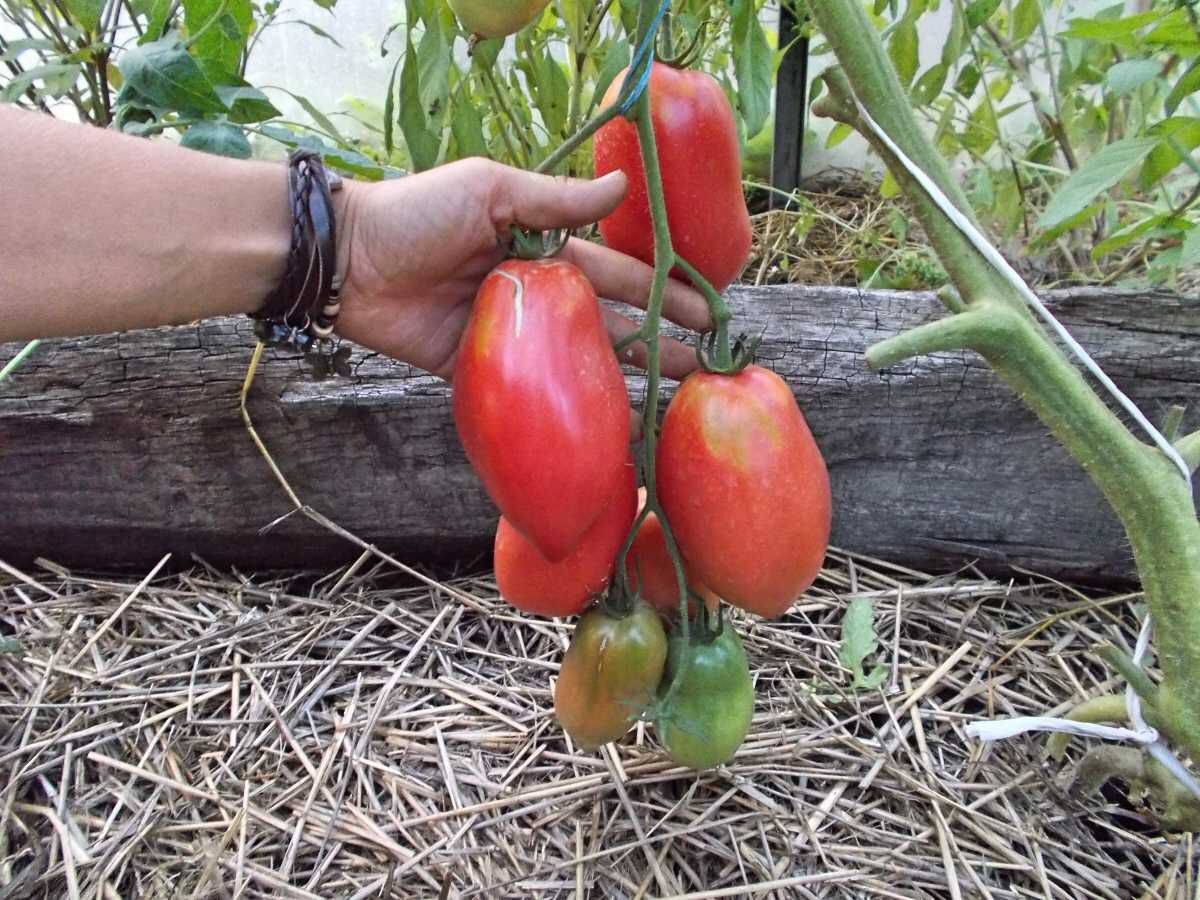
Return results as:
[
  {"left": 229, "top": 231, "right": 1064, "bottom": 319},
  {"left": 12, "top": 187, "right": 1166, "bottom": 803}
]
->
[{"left": 251, "top": 150, "right": 343, "bottom": 352}]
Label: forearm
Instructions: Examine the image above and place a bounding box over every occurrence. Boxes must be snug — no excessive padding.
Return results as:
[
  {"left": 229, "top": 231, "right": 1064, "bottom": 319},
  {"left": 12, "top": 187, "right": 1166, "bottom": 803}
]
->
[{"left": 0, "top": 106, "right": 291, "bottom": 341}]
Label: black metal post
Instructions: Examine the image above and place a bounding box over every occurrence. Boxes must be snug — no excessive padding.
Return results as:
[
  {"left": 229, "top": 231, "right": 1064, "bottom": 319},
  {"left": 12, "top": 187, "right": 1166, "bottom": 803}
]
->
[{"left": 770, "top": 3, "right": 809, "bottom": 208}]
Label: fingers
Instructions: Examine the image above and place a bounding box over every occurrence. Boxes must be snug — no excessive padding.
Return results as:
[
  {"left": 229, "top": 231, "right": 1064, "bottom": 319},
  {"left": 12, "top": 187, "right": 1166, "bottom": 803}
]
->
[
  {"left": 485, "top": 161, "right": 629, "bottom": 231},
  {"left": 603, "top": 308, "right": 699, "bottom": 382},
  {"left": 561, "top": 238, "right": 713, "bottom": 333}
]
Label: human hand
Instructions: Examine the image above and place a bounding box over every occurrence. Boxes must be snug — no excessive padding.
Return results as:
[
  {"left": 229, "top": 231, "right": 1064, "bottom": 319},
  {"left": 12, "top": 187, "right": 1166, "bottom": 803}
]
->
[{"left": 332, "top": 158, "right": 713, "bottom": 381}]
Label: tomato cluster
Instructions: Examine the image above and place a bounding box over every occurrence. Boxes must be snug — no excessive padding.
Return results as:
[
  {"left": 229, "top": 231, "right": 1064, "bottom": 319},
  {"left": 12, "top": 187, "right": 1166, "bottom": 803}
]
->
[{"left": 450, "top": 61, "right": 831, "bottom": 769}]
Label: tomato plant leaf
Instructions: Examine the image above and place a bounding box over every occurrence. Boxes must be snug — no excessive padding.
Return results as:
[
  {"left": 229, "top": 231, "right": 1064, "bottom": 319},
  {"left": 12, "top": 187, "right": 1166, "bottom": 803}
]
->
[
  {"left": 117, "top": 36, "right": 228, "bottom": 116},
  {"left": 450, "top": 87, "right": 487, "bottom": 158},
  {"left": 1061, "top": 10, "right": 1160, "bottom": 43},
  {"left": 1140, "top": 118, "right": 1200, "bottom": 189},
  {"left": 399, "top": 34, "right": 439, "bottom": 171},
  {"left": 184, "top": 0, "right": 252, "bottom": 77},
  {"left": 1105, "top": 59, "right": 1161, "bottom": 97},
  {"left": 965, "top": 0, "right": 1001, "bottom": 31},
  {"left": 1038, "top": 137, "right": 1161, "bottom": 229},
  {"left": 888, "top": 15, "right": 919, "bottom": 87},
  {"left": 64, "top": 0, "right": 104, "bottom": 33},
  {"left": 0, "top": 63, "right": 78, "bottom": 102},
  {"left": 180, "top": 120, "right": 251, "bottom": 158},
  {"left": 912, "top": 62, "right": 947, "bottom": 106},
  {"left": 1011, "top": 0, "right": 1040, "bottom": 44},
  {"left": 592, "top": 39, "right": 629, "bottom": 109},
  {"left": 825, "top": 121, "right": 853, "bottom": 149},
  {"left": 259, "top": 124, "right": 389, "bottom": 179},
  {"left": 731, "top": 0, "right": 772, "bottom": 139},
  {"left": 214, "top": 83, "right": 279, "bottom": 123},
  {"left": 1091, "top": 213, "right": 1170, "bottom": 260},
  {"left": 1166, "top": 59, "right": 1200, "bottom": 116},
  {"left": 382, "top": 56, "right": 400, "bottom": 155},
  {"left": 838, "top": 598, "right": 886, "bottom": 691}
]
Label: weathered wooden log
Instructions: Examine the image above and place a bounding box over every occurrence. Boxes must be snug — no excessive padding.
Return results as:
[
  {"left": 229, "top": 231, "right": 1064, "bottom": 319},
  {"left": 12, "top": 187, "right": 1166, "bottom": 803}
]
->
[{"left": 0, "top": 285, "right": 1195, "bottom": 580}]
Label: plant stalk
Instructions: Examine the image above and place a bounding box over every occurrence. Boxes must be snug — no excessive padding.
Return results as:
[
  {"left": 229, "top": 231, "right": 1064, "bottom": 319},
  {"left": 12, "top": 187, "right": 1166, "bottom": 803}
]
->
[{"left": 813, "top": 0, "right": 1200, "bottom": 763}]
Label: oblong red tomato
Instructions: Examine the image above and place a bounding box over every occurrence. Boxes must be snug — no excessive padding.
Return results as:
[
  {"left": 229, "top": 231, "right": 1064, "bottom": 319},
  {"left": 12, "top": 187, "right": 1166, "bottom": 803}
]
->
[
  {"left": 656, "top": 366, "right": 831, "bottom": 618},
  {"left": 454, "top": 259, "right": 631, "bottom": 561},
  {"left": 627, "top": 489, "right": 719, "bottom": 617},
  {"left": 593, "top": 62, "right": 752, "bottom": 293},
  {"left": 496, "top": 462, "right": 637, "bottom": 617}
]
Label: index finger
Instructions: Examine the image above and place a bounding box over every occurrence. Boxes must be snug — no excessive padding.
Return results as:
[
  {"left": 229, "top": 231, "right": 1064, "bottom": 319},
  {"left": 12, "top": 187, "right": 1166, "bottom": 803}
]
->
[{"left": 560, "top": 237, "right": 714, "bottom": 334}]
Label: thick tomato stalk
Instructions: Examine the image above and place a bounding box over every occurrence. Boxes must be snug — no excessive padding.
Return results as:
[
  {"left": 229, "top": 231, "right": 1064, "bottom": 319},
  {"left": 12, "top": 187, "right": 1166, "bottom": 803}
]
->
[
  {"left": 554, "top": 600, "right": 668, "bottom": 750},
  {"left": 448, "top": 0, "right": 550, "bottom": 38},
  {"left": 454, "top": 259, "right": 631, "bottom": 562},
  {"left": 655, "top": 622, "right": 754, "bottom": 769},
  {"left": 657, "top": 365, "right": 831, "bottom": 618},
  {"left": 626, "top": 488, "right": 719, "bottom": 617},
  {"left": 495, "top": 463, "right": 637, "bottom": 617},
  {"left": 593, "top": 62, "right": 752, "bottom": 293}
]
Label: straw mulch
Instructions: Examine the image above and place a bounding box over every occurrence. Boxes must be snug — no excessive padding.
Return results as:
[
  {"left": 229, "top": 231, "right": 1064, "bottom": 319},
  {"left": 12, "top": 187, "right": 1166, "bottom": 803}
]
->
[{"left": 1, "top": 546, "right": 1194, "bottom": 899}]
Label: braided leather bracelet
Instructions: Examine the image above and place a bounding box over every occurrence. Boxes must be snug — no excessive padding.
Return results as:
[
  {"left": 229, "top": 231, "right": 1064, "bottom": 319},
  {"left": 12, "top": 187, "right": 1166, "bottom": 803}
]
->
[{"left": 251, "top": 150, "right": 343, "bottom": 352}]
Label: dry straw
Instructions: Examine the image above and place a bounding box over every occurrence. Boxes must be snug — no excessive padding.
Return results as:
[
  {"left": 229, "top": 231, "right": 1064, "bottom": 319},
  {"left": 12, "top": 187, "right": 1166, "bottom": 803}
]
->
[{"left": 1, "top": 548, "right": 1194, "bottom": 897}]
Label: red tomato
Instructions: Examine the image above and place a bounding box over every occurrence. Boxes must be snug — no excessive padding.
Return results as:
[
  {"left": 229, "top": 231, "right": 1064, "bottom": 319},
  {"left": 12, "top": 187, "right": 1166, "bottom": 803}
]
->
[
  {"left": 454, "top": 259, "right": 631, "bottom": 561},
  {"left": 593, "top": 62, "right": 752, "bottom": 293},
  {"left": 656, "top": 366, "right": 831, "bottom": 618},
  {"left": 495, "top": 463, "right": 637, "bottom": 617},
  {"left": 627, "top": 489, "right": 719, "bottom": 617}
]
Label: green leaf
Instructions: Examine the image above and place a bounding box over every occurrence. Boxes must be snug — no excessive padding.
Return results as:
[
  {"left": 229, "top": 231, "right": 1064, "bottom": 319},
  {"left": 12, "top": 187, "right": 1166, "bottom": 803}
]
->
[
  {"left": 0, "top": 38, "right": 57, "bottom": 61},
  {"left": 1038, "top": 137, "right": 1161, "bottom": 229},
  {"left": 732, "top": 0, "right": 773, "bottom": 138},
  {"left": 214, "top": 82, "right": 280, "bottom": 123},
  {"left": 888, "top": 16, "right": 919, "bottom": 87},
  {"left": 1144, "top": 8, "right": 1200, "bottom": 49},
  {"left": 1166, "top": 59, "right": 1200, "bottom": 116},
  {"left": 184, "top": 0, "right": 252, "bottom": 76},
  {"left": 1139, "top": 117, "right": 1200, "bottom": 189},
  {"left": 0, "top": 63, "right": 78, "bottom": 102},
  {"left": 1091, "top": 213, "right": 1169, "bottom": 260},
  {"left": 259, "top": 124, "right": 388, "bottom": 179},
  {"left": 417, "top": 11, "right": 451, "bottom": 133},
  {"left": 271, "top": 89, "right": 350, "bottom": 145},
  {"left": 451, "top": 91, "right": 488, "bottom": 158},
  {"left": 1011, "top": 0, "right": 1040, "bottom": 43},
  {"left": 529, "top": 46, "right": 570, "bottom": 139},
  {"left": 838, "top": 598, "right": 886, "bottom": 691},
  {"left": 1105, "top": 59, "right": 1161, "bottom": 97},
  {"left": 955, "top": 63, "right": 980, "bottom": 98},
  {"left": 281, "top": 19, "right": 344, "bottom": 48},
  {"left": 118, "top": 36, "right": 227, "bottom": 116},
  {"left": 965, "top": 0, "right": 1001, "bottom": 31},
  {"left": 399, "top": 34, "right": 439, "bottom": 171},
  {"left": 1061, "top": 10, "right": 1161, "bottom": 43},
  {"left": 64, "top": 0, "right": 104, "bottom": 32},
  {"left": 1179, "top": 224, "right": 1200, "bottom": 268},
  {"left": 383, "top": 56, "right": 400, "bottom": 156},
  {"left": 140, "top": 0, "right": 174, "bottom": 42},
  {"left": 912, "top": 62, "right": 947, "bottom": 106},
  {"left": 592, "top": 39, "right": 630, "bottom": 108},
  {"left": 825, "top": 121, "right": 853, "bottom": 149},
  {"left": 942, "top": 1, "right": 964, "bottom": 66},
  {"left": 180, "top": 120, "right": 251, "bottom": 157}
]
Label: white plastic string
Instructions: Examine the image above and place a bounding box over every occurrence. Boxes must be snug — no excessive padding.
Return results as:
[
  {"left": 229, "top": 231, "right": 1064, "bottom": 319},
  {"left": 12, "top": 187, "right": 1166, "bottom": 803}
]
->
[
  {"left": 846, "top": 96, "right": 1200, "bottom": 803},
  {"left": 851, "top": 100, "right": 1194, "bottom": 489}
]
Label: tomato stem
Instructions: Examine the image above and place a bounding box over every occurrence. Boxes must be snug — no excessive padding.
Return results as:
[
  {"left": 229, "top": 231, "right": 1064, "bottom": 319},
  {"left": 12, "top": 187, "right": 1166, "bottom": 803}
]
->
[{"left": 673, "top": 254, "right": 732, "bottom": 369}]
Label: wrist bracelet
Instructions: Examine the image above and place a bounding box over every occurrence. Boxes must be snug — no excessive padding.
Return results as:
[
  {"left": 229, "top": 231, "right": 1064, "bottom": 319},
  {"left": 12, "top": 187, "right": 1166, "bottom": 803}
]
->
[{"left": 251, "top": 150, "right": 343, "bottom": 352}]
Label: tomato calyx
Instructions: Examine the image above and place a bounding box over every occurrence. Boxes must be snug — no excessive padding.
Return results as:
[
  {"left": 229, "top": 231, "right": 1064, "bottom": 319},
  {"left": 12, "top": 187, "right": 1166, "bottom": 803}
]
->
[
  {"left": 508, "top": 226, "right": 570, "bottom": 260},
  {"left": 695, "top": 329, "right": 761, "bottom": 376}
]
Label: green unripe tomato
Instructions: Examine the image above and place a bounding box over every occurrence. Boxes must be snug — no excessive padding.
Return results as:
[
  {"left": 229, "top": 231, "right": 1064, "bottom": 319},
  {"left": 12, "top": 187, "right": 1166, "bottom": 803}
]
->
[
  {"left": 554, "top": 600, "right": 668, "bottom": 750},
  {"left": 655, "top": 622, "right": 754, "bottom": 769},
  {"left": 447, "top": 0, "right": 551, "bottom": 38}
]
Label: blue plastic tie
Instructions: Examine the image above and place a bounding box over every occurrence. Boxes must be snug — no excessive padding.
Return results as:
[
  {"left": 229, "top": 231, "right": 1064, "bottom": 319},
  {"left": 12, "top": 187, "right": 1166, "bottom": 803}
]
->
[{"left": 615, "top": 0, "right": 670, "bottom": 115}]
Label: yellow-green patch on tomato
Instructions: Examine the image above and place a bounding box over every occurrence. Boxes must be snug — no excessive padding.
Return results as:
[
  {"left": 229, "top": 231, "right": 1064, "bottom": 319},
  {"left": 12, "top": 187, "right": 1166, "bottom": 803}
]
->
[
  {"left": 554, "top": 601, "right": 667, "bottom": 750},
  {"left": 448, "top": 0, "right": 550, "bottom": 38}
]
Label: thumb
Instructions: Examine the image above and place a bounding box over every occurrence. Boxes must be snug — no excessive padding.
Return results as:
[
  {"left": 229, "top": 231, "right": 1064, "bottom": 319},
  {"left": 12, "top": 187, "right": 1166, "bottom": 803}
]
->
[{"left": 490, "top": 165, "right": 628, "bottom": 231}]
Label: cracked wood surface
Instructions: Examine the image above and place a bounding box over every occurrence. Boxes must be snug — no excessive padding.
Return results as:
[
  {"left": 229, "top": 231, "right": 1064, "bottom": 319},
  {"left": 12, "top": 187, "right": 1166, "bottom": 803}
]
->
[{"left": 1, "top": 285, "right": 1196, "bottom": 580}]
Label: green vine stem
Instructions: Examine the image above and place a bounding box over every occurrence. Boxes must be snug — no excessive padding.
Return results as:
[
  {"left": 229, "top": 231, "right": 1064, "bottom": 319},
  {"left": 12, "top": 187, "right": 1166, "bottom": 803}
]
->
[{"left": 811, "top": 0, "right": 1200, "bottom": 767}]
